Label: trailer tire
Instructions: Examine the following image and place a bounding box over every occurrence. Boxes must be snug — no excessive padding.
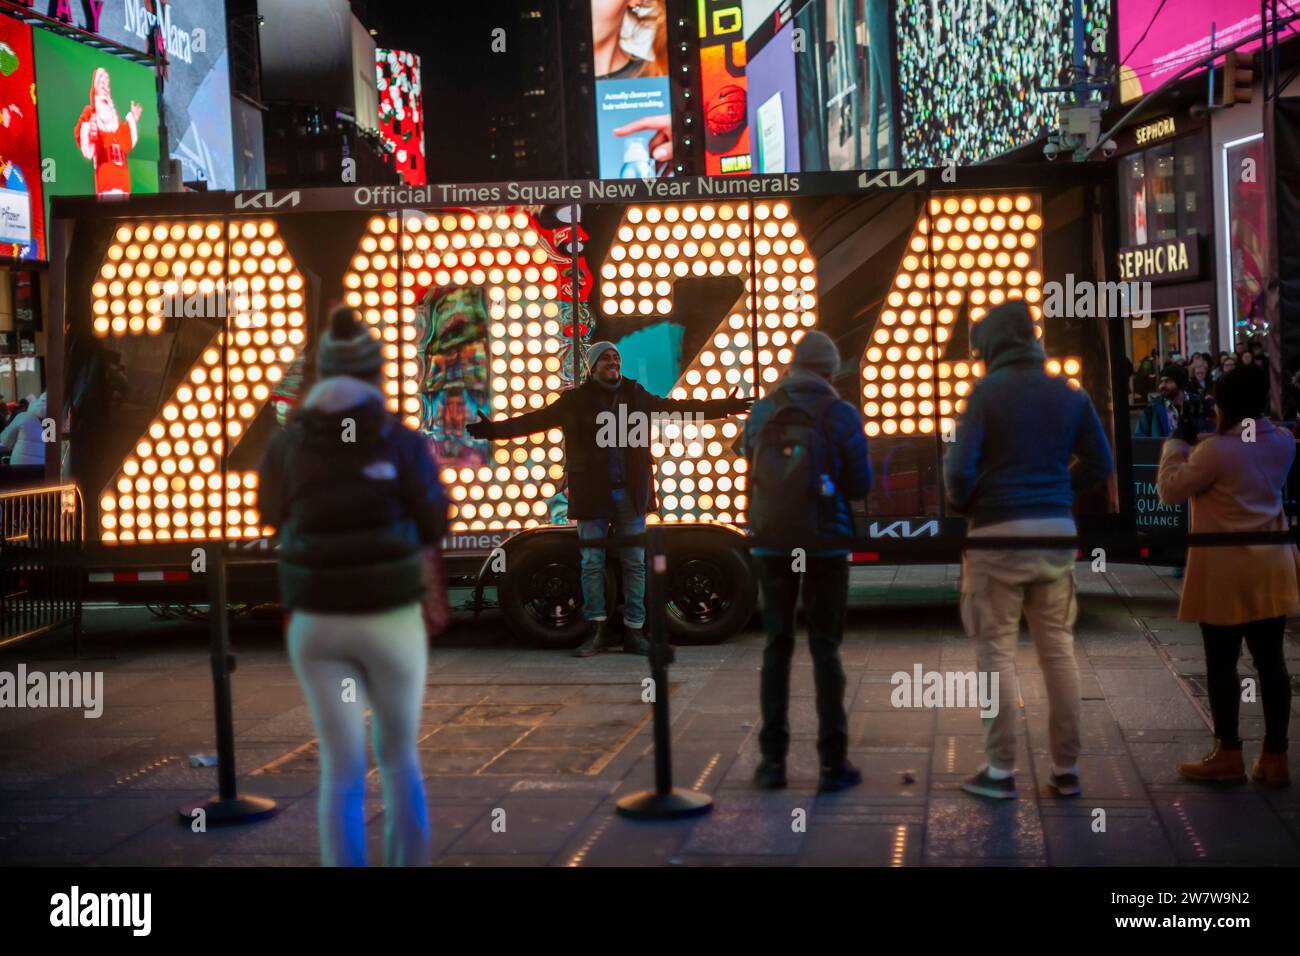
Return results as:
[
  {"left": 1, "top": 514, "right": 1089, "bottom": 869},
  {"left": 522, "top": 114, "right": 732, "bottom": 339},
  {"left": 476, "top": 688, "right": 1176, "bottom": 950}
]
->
[
  {"left": 661, "top": 533, "right": 756, "bottom": 645},
  {"left": 498, "top": 535, "right": 615, "bottom": 648}
]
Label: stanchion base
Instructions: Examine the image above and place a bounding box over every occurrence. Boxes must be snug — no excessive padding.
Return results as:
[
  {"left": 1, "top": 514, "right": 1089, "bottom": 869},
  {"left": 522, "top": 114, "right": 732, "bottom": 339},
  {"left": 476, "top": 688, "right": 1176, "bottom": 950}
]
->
[
  {"left": 178, "top": 794, "right": 279, "bottom": 827},
  {"left": 616, "top": 788, "right": 713, "bottom": 820}
]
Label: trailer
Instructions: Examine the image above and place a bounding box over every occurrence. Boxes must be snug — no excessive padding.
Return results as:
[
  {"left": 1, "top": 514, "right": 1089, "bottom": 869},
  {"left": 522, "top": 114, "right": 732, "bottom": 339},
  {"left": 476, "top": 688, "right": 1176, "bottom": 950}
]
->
[{"left": 45, "top": 165, "right": 1137, "bottom": 646}]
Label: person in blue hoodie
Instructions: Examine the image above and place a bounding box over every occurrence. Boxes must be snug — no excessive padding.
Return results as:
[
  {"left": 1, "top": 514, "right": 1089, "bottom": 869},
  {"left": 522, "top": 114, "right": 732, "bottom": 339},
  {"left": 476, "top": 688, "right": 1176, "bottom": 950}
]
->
[
  {"left": 943, "top": 301, "right": 1113, "bottom": 800},
  {"left": 743, "top": 330, "right": 872, "bottom": 793},
  {"left": 258, "top": 306, "right": 449, "bottom": 866}
]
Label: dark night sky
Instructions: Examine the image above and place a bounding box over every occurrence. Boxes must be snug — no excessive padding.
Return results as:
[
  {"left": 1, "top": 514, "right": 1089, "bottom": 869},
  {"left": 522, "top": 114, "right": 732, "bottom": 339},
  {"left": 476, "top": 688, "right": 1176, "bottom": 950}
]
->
[{"left": 357, "top": 1, "right": 550, "bottom": 182}]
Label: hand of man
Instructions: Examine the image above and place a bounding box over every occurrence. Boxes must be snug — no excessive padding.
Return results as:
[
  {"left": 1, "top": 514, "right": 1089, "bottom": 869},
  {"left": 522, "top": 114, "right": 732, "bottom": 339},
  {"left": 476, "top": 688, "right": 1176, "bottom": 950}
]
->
[
  {"left": 465, "top": 417, "right": 494, "bottom": 440},
  {"left": 720, "top": 387, "right": 752, "bottom": 415}
]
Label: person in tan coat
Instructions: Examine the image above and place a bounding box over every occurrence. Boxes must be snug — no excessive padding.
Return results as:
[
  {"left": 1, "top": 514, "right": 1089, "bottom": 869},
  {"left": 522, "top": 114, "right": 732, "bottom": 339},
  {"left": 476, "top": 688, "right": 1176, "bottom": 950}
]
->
[{"left": 1157, "top": 364, "right": 1297, "bottom": 787}]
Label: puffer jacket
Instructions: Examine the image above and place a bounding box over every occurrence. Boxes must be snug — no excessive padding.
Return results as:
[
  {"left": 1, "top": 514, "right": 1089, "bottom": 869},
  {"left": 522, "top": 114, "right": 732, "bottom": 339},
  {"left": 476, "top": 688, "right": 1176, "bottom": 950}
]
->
[
  {"left": 742, "top": 368, "right": 872, "bottom": 555},
  {"left": 0, "top": 393, "right": 48, "bottom": 466},
  {"left": 256, "top": 376, "right": 449, "bottom": 613}
]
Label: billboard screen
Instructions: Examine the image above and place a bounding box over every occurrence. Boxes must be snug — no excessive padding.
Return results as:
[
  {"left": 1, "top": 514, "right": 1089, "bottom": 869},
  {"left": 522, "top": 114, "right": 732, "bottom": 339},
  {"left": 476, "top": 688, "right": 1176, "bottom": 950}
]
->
[
  {"left": 896, "top": 0, "right": 1111, "bottom": 165},
  {"left": 94, "top": 0, "right": 235, "bottom": 190},
  {"left": 1117, "top": 1, "right": 1262, "bottom": 103},
  {"left": 792, "top": 0, "right": 896, "bottom": 172},
  {"left": 32, "top": 26, "right": 160, "bottom": 212},
  {"left": 592, "top": 0, "right": 673, "bottom": 179},
  {"left": 376, "top": 48, "right": 425, "bottom": 186},
  {"left": 694, "top": 1, "right": 898, "bottom": 177},
  {"left": 699, "top": 0, "right": 751, "bottom": 175},
  {"left": 0, "top": 16, "right": 44, "bottom": 260}
]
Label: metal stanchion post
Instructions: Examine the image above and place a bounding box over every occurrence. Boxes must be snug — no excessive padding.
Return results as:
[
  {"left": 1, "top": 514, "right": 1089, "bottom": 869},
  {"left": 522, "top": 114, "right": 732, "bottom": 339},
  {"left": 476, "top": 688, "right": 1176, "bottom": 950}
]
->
[
  {"left": 178, "top": 546, "right": 277, "bottom": 825},
  {"left": 616, "top": 526, "right": 713, "bottom": 820}
]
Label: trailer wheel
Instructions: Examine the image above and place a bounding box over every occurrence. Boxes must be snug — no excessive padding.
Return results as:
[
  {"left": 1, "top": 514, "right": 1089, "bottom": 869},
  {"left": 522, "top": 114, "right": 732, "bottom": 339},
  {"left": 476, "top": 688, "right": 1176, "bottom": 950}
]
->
[
  {"left": 498, "top": 536, "right": 614, "bottom": 648},
  {"left": 662, "top": 534, "right": 756, "bottom": 645}
]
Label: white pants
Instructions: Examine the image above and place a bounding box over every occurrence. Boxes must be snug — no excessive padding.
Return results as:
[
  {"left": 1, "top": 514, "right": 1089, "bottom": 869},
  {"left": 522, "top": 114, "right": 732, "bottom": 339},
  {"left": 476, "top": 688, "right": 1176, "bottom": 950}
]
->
[
  {"left": 287, "top": 602, "right": 430, "bottom": 866},
  {"left": 961, "top": 518, "right": 1081, "bottom": 772}
]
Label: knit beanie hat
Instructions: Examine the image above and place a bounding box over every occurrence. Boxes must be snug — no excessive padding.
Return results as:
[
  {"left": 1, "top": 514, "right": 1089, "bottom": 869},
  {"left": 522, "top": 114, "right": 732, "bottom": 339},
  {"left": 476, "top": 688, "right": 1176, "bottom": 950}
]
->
[
  {"left": 585, "top": 341, "right": 620, "bottom": 371},
  {"left": 1160, "top": 362, "right": 1189, "bottom": 392},
  {"left": 791, "top": 330, "right": 840, "bottom": 378},
  {"left": 318, "top": 306, "right": 383, "bottom": 380}
]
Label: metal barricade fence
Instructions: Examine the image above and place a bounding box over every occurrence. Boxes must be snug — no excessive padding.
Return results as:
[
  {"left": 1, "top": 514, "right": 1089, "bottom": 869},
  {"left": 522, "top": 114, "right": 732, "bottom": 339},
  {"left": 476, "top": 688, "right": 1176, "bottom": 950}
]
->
[{"left": 0, "top": 483, "right": 84, "bottom": 652}]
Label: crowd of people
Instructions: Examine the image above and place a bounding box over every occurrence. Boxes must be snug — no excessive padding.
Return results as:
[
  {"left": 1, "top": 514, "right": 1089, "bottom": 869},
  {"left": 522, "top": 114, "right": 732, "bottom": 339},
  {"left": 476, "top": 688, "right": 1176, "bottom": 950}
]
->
[{"left": 1131, "top": 344, "right": 1273, "bottom": 437}]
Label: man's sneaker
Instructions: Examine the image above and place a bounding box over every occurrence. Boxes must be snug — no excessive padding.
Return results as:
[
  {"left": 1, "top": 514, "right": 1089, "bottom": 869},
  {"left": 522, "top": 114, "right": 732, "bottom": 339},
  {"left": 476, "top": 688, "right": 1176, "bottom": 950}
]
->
[
  {"left": 1049, "top": 770, "right": 1081, "bottom": 797},
  {"left": 753, "top": 759, "right": 787, "bottom": 790},
  {"left": 961, "top": 767, "right": 1018, "bottom": 800},
  {"left": 572, "top": 621, "right": 613, "bottom": 658},
  {"left": 817, "top": 761, "right": 863, "bottom": 793},
  {"left": 623, "top": 626, "right": 650, "bottom": 656}
]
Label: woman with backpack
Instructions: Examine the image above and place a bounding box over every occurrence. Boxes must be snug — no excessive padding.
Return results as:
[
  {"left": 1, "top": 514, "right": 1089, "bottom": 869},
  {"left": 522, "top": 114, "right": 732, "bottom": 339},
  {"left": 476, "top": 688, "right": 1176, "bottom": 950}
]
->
[{"left": 258, "top": 306, "right": 450, "bottom": 865}]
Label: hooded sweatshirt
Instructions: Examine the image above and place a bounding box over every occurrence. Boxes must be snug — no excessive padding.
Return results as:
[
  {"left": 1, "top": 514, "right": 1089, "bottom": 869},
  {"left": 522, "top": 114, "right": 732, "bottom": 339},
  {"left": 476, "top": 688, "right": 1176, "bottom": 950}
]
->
[
  {"left": 256, "top": 376, "right": 449, "bottom": 613},
  {"left": 942, "top": 302, "right": 1112, "bottom": 527},
  {"left": 0, "top": 393, "right": 48, "bottom": 467}
]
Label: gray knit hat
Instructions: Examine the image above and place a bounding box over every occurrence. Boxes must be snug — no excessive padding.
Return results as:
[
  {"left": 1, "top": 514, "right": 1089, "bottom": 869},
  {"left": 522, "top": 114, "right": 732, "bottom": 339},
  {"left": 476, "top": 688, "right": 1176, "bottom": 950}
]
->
[
  {"left": 318, "top": 306, "right": 383, "bottom": 380},
  {"left": 585, "top": 340, "right": 620, "bottom": 370},
  {"left": 791, "top": 330, "right": 840, "bottom": 378}
]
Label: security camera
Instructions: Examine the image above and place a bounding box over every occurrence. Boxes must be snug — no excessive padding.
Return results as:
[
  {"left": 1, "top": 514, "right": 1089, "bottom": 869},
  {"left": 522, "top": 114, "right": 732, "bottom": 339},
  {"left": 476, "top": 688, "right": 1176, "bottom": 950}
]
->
[
  {"left": 1100, "top": 139, "right": 1118, "bottom": 158},
  {"left": 1043, "top": 140, "right": 1061, "bottom": 161}
]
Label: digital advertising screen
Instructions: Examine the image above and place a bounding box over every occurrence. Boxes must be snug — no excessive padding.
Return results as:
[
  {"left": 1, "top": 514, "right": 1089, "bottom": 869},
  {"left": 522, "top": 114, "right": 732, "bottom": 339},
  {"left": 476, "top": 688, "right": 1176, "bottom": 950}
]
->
[
  {"left": 376, "top": 48, "right": 425, "bottom": 186},
  {"left": 1117, "top": 0, "right": 1262, "bottom": 103},
  {"left": 696, "top": 1, "right": 898, "bottom": 178},
  {"left": 32, "top": 27, "right": 160, "bottom": 214},
  {"left": 96, "top": 0, "right": 236, "bottom": 190},
  {"left": 591, "top": 0, "right": 673, "bottom": 179},
  {"left": 896, "top": 0, "right": 1111, "bottom": 166},
  {"left": 699, "top": 0, "right": 751, "bottom": 175},
  {"left": 792, "top": 0, "right": 896, "bottom": 172},
  {"left": 745, "top": 18, "right": 798, "bottom": 173},
  {"left": 0, "top": 15, "right": 44, "bottom": 260}
]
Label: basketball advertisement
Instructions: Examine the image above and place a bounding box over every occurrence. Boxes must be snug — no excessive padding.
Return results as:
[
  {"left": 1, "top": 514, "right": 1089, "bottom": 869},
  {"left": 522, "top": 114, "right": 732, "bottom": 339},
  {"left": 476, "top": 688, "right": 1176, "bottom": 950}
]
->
[
  {"left": 32, "top": 26, "right": 159, "bottom": 222},
  {"left": 0, "top": 16, "right": 43, "bottom": 260},
  {"left": 699, "top": 0, "right": 750, "bottom": 176}
]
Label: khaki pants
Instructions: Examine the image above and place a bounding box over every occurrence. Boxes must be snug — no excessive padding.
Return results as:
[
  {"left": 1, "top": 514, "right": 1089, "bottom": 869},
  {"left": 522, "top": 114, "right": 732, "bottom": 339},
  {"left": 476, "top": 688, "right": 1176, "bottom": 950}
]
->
[{"left": 960, "top": 542, "right": 1081, "bottom": 773}]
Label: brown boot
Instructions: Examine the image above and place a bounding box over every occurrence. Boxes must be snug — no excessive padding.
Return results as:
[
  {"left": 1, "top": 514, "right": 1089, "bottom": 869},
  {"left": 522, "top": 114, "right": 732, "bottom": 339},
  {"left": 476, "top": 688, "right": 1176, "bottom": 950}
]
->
[
  {"left": 1178, "top": 739, "right": 1246, "bottom": 784},
  {"left": 1251, "top": 751, "right": 1291, "bottom": 788}
]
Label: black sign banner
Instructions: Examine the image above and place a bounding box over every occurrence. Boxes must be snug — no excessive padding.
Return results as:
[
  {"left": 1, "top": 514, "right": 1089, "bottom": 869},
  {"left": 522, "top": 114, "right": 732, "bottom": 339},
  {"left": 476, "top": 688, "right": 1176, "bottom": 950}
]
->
[{"left": 1117, "top": 237, "right": 1200, "bottom": 284}]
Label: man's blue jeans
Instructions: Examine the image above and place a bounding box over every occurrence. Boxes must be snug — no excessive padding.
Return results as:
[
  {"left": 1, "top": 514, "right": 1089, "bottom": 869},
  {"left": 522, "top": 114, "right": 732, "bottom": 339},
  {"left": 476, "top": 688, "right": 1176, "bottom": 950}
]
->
[{"left": 576, "top": 488, "right": 646, "bottom": 629}]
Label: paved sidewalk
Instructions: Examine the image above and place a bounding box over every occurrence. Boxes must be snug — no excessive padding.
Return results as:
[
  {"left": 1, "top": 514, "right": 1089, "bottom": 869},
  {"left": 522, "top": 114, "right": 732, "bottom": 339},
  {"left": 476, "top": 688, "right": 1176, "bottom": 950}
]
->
[{"left": 1, "top": 563, "right": 1297, "bottom": 866}]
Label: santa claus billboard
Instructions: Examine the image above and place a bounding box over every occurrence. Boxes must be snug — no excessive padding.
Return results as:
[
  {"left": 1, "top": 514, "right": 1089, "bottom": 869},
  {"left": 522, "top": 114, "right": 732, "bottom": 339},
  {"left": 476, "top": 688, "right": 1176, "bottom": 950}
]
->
[{"left": 32, "top": 26, "right": 159, "bottom": 221}]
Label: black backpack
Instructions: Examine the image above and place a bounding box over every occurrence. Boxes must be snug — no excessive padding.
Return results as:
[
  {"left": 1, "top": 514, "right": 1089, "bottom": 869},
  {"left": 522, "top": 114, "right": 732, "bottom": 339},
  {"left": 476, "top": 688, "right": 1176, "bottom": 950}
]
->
[{"left": 748, "top": 389, "right": 840, "bottom": 546}]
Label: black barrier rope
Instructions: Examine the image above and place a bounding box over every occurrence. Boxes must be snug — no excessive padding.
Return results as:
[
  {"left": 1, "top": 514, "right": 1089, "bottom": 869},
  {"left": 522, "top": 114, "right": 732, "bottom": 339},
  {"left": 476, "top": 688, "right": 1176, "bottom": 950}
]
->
[{"left": 556, "top": 525, "right": 1300, "bottom": 553}]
